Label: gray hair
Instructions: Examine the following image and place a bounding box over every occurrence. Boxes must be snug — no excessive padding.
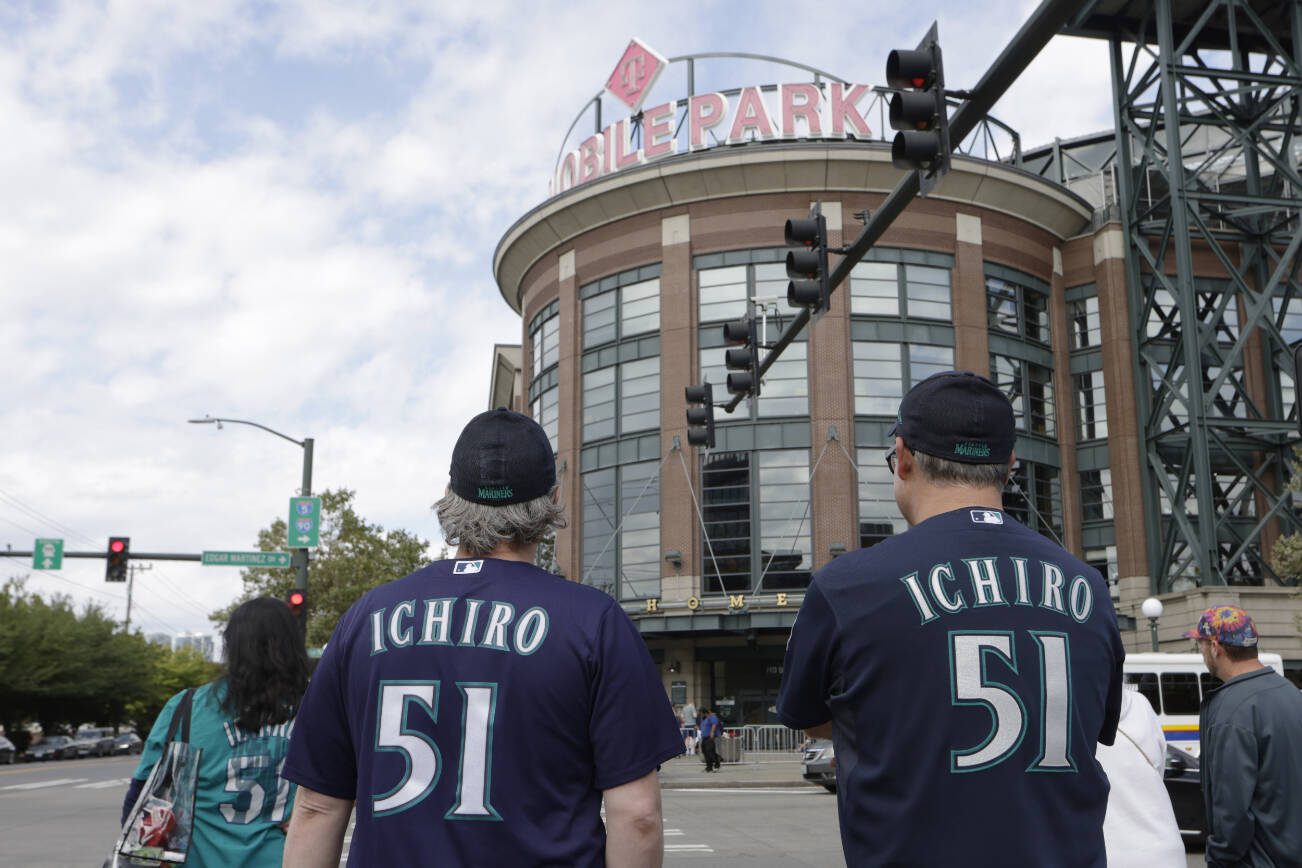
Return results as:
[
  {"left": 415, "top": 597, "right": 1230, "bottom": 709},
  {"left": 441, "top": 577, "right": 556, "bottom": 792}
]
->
[
  {"left": 436, "top": 488, "right": 567, "bottom": 556},
  {"left": 913, "top": 450, "right": 1009, "bottom": 490}
]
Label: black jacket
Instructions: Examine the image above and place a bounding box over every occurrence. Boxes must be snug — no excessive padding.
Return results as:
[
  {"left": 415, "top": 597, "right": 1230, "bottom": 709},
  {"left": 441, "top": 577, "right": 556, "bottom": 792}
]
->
[{"left": 1200, "top": 666, "right": 1302, "bottom": 867}]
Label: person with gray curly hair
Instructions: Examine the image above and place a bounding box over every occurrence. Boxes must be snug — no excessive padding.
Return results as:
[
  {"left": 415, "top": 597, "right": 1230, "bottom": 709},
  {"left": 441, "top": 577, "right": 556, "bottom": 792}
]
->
[{"left": 284, "top": 408, "right": 682, "bottom": 868}]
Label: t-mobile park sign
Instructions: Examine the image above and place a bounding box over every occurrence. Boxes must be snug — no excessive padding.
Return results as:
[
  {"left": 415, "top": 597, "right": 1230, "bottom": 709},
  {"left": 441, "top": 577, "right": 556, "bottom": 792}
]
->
[{"left": 551, "top": 38, "right": 874, "bottom": 196}]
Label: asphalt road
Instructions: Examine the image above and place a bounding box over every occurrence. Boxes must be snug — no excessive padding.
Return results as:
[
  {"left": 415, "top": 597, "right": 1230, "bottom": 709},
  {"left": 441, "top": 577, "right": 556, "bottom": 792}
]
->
[{"left": 1, "top": 756, "right": 1207, "bottom": 866}]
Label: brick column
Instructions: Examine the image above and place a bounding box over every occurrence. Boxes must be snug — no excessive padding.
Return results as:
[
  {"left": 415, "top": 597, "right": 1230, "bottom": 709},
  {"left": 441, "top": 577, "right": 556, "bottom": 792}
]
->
[
  {"left": 952, "top": 213, "right": 991, "bottom": 375},
  {"left": 1091, "top": 225, "right": 1150, "bottom": 596},
  {"left": 808, "top": 201, "right": 857, "bottom": 570},
  {"left": 555, "top": 249, "right": 581, "bottom": 583},
  {"left": 659, "top": 214, "right": 697, "bottom": 602},
  {"left": 1049, "top": 246, "right": 1083, "bottom": 555}
]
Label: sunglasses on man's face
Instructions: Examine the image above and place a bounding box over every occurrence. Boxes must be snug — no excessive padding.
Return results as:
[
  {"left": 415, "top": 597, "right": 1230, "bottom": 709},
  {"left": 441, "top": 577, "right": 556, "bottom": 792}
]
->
[{"left": 885, "top": 446, "right": 897, "bottom": 475}]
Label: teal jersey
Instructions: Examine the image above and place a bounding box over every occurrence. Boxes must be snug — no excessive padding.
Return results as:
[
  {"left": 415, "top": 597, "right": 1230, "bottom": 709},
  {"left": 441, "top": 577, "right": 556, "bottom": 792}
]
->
[{"left": 134, "top": 680, "right": 295, "bottom": 868}]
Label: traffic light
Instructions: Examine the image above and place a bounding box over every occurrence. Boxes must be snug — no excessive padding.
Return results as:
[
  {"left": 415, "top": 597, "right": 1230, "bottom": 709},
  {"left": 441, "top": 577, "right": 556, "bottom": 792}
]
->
[
  {"left": 685, "top": 383, "right": 716, "bottom": 449},
  {"left": 106, "top": 536, "right": 129, "bottom": 582},
  {"left": 785, "top": 206, "right": 830, "bottom": 319},
  {"left": 723, "top": 316, "right": 761, "bottom": 397},
  {"left": 287, "top": 589, "right": 307, "bottom": 629},
  {"left": 886, "top": 22, "right": 951, "bottom": 193}
]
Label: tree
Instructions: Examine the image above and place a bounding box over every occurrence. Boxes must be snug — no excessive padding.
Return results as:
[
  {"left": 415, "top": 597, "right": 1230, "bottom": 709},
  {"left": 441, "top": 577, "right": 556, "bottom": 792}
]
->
[
  {"left": 1272, "top": 447, "right": 1302, "bottom": 581},
  {"left": 213, "top": 488, "right": 430, "bottom": 648},
  {"left": 124, "top": 645, "right": 221, "bottom": 736}
]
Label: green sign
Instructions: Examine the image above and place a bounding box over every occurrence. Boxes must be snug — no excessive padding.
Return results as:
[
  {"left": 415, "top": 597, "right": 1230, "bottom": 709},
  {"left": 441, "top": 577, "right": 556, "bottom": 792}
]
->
[
  {"left": 202, "top": 551, "right": 292, "bottom": 568},
  {"left": 33, "top": 538, "right": 63, "bottom": 570},
  {"left": 288, "top": 496, "right": 322, "bottom": 548}
]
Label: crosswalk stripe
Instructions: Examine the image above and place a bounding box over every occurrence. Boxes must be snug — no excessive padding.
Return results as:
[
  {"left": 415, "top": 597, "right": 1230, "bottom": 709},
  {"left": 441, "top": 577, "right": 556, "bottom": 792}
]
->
[
  {"left": 1, "top": 778, "right": 88, "bottom": 790},
  {"left": 75, "top": 778, "right": 131, "bottom": 789}
]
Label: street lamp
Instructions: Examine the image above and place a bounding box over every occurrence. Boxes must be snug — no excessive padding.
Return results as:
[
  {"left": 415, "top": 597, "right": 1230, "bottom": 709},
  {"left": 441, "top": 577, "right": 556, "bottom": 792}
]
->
[
  {"left": 189, "top": 416, "right": 314, "bottom": 622},
  {"left": 1140, "top": 597, "right": 1163, "bottom": 652}
]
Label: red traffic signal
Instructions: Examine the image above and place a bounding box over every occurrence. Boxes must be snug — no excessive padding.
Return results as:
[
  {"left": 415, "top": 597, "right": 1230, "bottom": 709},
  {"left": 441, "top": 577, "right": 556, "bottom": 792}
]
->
[
  {"left": 106, "top": 536, "right": 130, "bottom": 582},
  {"left": 287, "top": 590, "right": 306, "bottom": 614}
]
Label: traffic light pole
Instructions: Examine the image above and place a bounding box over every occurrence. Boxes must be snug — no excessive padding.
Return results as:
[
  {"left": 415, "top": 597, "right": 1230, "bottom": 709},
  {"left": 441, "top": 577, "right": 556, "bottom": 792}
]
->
[
  {"left": 722, "top": 0, "right": 1084, "bottom": 412},
  {"left": 294, "top": 438, "right": 314, "bottom": 596}
]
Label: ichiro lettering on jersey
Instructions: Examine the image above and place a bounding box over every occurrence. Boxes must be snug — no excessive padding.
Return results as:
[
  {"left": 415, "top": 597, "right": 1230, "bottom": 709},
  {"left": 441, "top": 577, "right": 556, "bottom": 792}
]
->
[
  {"left": 283, "top": 558, "right": 683, "bottom": 867},
  {"left": 777, "top": 507, "right": 1125, "bottom": 868}
]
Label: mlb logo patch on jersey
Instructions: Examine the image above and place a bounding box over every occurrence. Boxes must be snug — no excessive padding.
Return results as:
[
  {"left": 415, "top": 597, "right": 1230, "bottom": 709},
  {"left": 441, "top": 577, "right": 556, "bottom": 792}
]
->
[
  {"left": 453, "top": 560, "right": 484, "bottom": 574},
  {"left": 969, "top": 509, "right": 1004, "bottom": 525}
]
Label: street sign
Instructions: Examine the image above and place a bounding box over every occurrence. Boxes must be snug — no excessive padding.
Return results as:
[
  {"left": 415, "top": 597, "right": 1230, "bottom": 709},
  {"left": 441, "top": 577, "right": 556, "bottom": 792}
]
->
[
  {"left": 288, "top": 496, "right": 322, "bottom": 548},
  {"left": 201, "top": 551, "right": 292, "bottom": 568},
  {"left": 33, "top": 538, "right": 63, "bottom": 570}
]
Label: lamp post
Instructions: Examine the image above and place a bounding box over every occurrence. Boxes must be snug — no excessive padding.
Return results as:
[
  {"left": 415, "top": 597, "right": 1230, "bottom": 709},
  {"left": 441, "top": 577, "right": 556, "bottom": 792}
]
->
[
  {"left": 1141, "top": 597, "right": 1163, "bottom": 652},
  {"left": 189, "top": 416, "right": 314, "bottom": 621}
]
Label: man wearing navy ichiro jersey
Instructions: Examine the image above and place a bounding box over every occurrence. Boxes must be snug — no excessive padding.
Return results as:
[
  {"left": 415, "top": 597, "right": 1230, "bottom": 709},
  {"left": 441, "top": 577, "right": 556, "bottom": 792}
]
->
[
  {"left": 282, "top": 409, "right": 683, "bottom": 867},
  {"left": 778, "top": 372, "right": 1125, "bottom": 867}
]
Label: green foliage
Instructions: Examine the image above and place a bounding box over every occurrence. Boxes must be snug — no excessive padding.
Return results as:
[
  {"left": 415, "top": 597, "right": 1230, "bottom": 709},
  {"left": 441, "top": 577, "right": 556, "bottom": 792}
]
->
[
  {"left": 125, "top": 645, "right": 222, "bottom": 735},
  {"left": 0, "top": 578, "right": 217, "bottom": 739},
  {"left": 212, "top": 488, "right": 430, "bottom": 648},
  {"left": 1271, "top": 446, "right": 1302, "bottom": 583}
]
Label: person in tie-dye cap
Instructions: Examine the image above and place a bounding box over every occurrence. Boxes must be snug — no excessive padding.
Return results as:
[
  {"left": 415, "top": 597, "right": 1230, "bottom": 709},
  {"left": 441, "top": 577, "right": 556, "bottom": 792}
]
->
[{"left": 1186, "top": 604, "right": 1302, "bottom": 867}]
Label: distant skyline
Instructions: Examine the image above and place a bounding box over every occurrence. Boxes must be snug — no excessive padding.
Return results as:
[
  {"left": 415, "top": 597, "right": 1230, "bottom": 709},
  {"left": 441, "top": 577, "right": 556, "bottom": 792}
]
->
[{"left": 0, "top": 0, "right": 1117, "bottom": 636}]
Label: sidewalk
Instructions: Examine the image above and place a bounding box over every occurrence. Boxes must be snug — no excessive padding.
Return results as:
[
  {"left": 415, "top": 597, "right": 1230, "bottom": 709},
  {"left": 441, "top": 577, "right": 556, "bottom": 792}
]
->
[{"left": 659, "top": 750, "right": 815, "bottom": 789}]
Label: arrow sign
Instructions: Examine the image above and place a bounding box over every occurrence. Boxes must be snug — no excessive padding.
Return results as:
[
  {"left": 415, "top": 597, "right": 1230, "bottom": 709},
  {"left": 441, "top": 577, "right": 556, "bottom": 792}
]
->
[
  {"left": 202, "top": 551, "right": 292, "bottom": 568},
  {"left": 288, "top": 496, "right": 322, "bottom": 549},
  {"left": 33, "top": 538, "right": 63, "bottom": 570}
]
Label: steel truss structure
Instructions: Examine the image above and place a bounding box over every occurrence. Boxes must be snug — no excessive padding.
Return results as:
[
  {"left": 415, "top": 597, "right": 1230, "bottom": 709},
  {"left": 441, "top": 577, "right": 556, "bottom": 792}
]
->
[{"left": 1074, "top": 0, "right": 1302, "bottom": 589}]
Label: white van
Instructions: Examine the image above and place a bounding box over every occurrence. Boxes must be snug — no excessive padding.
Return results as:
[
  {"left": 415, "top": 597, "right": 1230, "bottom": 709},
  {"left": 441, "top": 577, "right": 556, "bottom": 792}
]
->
[{"left": 1122, "top": 651, "right": 1285, "bottom": 757}]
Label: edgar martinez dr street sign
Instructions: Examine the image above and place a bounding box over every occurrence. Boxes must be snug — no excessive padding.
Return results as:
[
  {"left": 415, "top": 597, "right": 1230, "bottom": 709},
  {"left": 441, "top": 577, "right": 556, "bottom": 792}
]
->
[{"left": 202, "top": 551, "right": 293, "bottom": 568}]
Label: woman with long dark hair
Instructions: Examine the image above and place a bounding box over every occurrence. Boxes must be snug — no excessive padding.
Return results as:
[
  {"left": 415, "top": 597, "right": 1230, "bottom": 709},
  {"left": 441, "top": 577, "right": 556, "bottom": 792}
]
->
[{"left": 121, "top": 597, "right": 310, "bottom": 866}]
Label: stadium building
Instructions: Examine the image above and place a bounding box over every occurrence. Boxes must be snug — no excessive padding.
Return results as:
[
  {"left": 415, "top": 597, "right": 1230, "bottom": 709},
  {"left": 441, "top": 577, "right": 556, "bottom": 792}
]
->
[{"left": 492, "top": 5, "right": 1302, "bottom": 724}]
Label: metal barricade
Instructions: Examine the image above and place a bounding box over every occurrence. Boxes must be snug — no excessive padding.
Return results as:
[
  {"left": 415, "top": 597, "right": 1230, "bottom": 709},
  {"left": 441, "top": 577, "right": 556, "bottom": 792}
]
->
[{"left": 711, "top": 725, "right": 807, "bottom": 764}]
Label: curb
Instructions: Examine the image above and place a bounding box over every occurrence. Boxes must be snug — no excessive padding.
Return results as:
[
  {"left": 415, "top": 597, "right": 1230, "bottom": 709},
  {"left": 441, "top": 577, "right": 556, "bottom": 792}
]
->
[{"left": 661, "top": 777, "right": 822, "bottom": 790}]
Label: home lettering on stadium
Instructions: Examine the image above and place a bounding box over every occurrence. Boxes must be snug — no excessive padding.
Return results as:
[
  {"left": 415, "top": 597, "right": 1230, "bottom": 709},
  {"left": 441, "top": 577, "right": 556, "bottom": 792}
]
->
[
  {"left": 369, "top": 597, "right": 550, "bottom": 656},
  {"left": 898, "top": 557, "right": 1095, "bottom": 625}
]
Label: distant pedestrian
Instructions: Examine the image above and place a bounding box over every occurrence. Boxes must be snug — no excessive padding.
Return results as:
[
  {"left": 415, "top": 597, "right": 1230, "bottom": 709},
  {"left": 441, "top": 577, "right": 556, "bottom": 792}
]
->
[
  {"left": 681, "top": 702, "right": 698, "bottom": 755},
  {"left": 777, "top": 371, "right": 1125, "bottom": 866},
  {"left": 698, "top": 708, "right": 722, "bottom": 772},
  {"left": 1095, "top": 689, "right": 1184, "bottom": 868},
  {"left": 122, "top": 597, "right": 309, "bottom": 867},
  {"left": 1187, "top": 605, "right": 1302, "bottom": 867},
  {"left": 281, "top": 408, "right": 682, "bottom": 867}
]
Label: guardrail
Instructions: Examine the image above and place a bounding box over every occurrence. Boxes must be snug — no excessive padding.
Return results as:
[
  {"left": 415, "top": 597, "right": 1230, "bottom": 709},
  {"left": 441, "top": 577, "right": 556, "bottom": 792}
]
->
[{"left": 713, "top": 724, "right": 807, "bottom": 764}]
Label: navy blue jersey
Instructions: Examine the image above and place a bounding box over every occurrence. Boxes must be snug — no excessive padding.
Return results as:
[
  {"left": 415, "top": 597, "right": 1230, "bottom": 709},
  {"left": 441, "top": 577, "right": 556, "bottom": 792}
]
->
[
  {"left": 778, "top": 507, "right": 1124, "bottom": 868},
  {"left": 283, "top": 558, "right": 682, "bottom": 866}
]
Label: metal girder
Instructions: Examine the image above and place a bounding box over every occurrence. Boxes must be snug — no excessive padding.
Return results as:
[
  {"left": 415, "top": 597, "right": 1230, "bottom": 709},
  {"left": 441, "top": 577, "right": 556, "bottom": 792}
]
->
[{"left": 1107, "top": 0, "right": 1302, "bottom": 590}]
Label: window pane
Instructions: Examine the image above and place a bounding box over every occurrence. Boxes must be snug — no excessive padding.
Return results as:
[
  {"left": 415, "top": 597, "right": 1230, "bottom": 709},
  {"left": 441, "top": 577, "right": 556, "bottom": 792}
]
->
[
  {"left": 1070, "top": 296, "right": 1101, "bottom": 350},
  {"left": 1076, "top": 370, "right": 1108, "bottom": 441},
  {"left": 581, "top": 468, "right": 617, "bottom": 596},
  {"left": 986, "top": 278, "right": 1019, "bottom": 334},
  {"left": 1028, "top": 363, "right": 1056, "bottom": 436},
  {"left": 908, "top": 344, "right": 953, "bottom": 386},
  {"left": 618, "top": 461, "right": 660, "bottom": 601},
  {"left": 699, "top": 266, "right": 748, "bottom": 323},
  {"left": 757, "top": 341, "right": 808, "bottom": 418},
  {"left": 990, "top": 354, "right": 1025, "bottom": 430},
  {"left": 904, "top": 265, "right": 951, "bottom": 321},
  {"left": 542, "top": 315, "right": 560, "bottom": 370},
  {"left": 854, "top": 342, "right": 904, "bottom": 415},
  {"left": 620, "top": 356, "right": 660, "bottom": 434},
  {"left": 758, "top": 450, "right": 811, "bottom": 591},
  {"left": 583, "top": 292, "right": 617, "bottom": 349},
  {"left": 858, "top": 448, "right": 905, "bottom": 549},
  {"left": 1160, "top": 672, "right": 1201, "bottom": 715},
  {"left": 532, "top": 386, "right": 559, "bottom": 452},
  {"left": 1125, "top": 673, "right": 1162, "bottom": 714},
  {"left": 702, "top": 450, "right": 752, "bottom": 593},
  {"left": 850, "top": 262, "right": 899, "bottom": 316},
  {"left": 621, "top": 279, "right": 660, "bottom": 337},
  {"left": 582, "top": 367, "right": 616, "bottom": 442}
]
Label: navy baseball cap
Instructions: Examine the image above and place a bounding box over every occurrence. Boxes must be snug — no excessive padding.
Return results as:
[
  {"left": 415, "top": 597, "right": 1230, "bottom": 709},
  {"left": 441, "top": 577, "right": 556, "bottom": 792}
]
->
[
  {"left": 888, "top": 371, "right": 1015, "bottom": 464},
  {"left": 449, "top": 408, "right": 556, "bottom": 505}
]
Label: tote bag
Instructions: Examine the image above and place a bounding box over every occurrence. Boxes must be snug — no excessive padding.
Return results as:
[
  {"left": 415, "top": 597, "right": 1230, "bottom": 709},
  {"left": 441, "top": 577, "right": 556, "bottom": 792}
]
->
[{"left": 111, "top": 688, "right": 200, "bottom": 866}]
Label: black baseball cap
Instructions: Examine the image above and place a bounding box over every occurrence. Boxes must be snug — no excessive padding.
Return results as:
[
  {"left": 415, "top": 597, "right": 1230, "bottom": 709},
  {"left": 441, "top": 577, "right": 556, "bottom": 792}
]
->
[
  {"left": 888, "top": 371, "right": 1015, "bottom": 464},
  {"left": 449, "top": 408, "right": 556, "bottom": 505}
]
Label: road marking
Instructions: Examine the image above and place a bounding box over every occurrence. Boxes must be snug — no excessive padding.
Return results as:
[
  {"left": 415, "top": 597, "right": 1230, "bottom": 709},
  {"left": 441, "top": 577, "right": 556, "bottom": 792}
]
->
[
  {"left": 666, "top": 844, "right": 715, "bottom": 852},
  {"left": 75, "top": 778, "right": 132, "bottom": 789},
  {"left": 1, "top": 778, "right": 89, "bottom": 790},
  {"left": 668, "top": 787, "right": 821, "bottom": 795}
]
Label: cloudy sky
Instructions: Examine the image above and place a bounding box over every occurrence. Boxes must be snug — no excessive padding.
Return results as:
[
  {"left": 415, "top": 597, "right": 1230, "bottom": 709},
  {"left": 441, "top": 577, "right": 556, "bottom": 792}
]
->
[{"left": 0, "top": 0, "right": 1116, "bottom": 640}]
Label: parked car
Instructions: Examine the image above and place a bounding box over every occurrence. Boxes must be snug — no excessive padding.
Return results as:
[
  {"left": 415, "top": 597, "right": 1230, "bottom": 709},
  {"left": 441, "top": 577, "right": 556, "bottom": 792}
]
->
[
  {"left": 72, "top": 729, "right": 116, "bottom": 758},
  {"left": 0, "top": 736, "right": 15, "bottom": 765},
  {"left": 1163, "top": 744, "right": 1204, "bottom": 843},
  {"left": 25, "top": 735, "right": 75, "bottom": 761},
  {"left": 801, "top": 738, "right": 837, "bottom": 793},
  {"left": 111, "top": 731, "right": 142, "bottom": 756}
]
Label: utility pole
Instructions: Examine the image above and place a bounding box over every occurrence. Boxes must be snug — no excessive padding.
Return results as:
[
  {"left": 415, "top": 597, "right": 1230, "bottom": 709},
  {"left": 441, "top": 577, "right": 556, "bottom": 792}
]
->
[{"left": 124, "top": 562, "right": 153, "bottom": 631}]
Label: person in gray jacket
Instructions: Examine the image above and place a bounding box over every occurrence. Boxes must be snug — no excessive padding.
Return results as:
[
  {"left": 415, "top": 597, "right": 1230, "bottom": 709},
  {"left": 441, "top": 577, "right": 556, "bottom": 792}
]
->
[{"left": 1187, "top": 604, "right": 1302, "bottom": 868}]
